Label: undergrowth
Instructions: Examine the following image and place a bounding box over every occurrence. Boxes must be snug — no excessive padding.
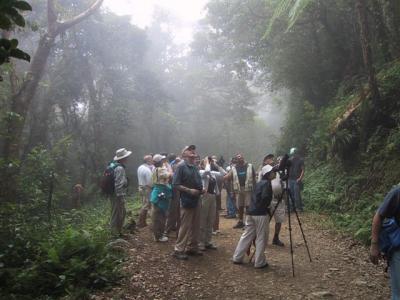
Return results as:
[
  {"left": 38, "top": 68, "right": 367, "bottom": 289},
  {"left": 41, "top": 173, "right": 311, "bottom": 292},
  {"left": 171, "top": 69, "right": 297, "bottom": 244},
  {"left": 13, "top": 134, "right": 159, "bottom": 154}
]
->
[
  {"left": 0, "top": 198, "right": 140, "bottom": 300},
  {"left": 303, "top": 61, "right": 400, "bottom": 245}
]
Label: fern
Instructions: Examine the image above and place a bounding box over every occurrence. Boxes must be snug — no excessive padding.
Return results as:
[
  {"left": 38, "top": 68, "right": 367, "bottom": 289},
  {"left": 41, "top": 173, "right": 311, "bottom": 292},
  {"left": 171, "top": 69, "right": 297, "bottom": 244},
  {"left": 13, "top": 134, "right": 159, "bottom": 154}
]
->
[{"left": 264, "top": 0, "right": 315, "bottom": 39}]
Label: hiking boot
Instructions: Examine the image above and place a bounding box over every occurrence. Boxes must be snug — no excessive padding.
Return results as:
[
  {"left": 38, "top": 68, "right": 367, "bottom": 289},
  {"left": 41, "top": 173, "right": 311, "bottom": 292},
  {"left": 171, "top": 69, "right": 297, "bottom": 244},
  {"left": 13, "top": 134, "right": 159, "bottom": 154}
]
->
[
  {"left": 173, "top": 251, "right": 188, "bottom": 260},
  {"left": 205, "top": 243, "right": 217, "bottom": 250},
  {"left": 233, "top": 221, "right": 245, "bottom": 229},
  {"left": 272, "top": 238, "right": 284, "bottom": 247},
  {"left": 185, "top": 250, "right": 203, "bottom": 256}
]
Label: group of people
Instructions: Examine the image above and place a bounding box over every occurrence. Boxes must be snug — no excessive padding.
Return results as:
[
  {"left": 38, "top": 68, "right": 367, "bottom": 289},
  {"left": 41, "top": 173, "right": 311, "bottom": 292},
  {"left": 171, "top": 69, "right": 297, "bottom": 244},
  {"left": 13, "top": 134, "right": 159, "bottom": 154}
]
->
[
  {"left": 106, "top": 145, "right": 400, "bottom": 298},
  {"left": 106, "top": 145, "right": 305, "bottom": 264}
]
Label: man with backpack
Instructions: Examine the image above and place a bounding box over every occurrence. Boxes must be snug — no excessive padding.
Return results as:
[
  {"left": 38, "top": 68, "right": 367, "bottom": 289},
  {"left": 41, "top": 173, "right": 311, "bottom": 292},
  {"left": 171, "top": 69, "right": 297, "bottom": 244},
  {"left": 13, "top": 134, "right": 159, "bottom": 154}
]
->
[
  {"left": 103, "top": 148, "right": 132, "bottom": 237},
  {"left": 370, "top": 185, "right": 400, "bottom": 300}
]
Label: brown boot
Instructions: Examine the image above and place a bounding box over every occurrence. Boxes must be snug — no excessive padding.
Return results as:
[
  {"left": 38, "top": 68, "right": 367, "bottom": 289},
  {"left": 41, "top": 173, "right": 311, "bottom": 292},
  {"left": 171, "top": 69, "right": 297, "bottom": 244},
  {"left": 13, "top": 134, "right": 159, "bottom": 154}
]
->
[{"left": 137, "top": 210, "right": 148, "bottom": 228}]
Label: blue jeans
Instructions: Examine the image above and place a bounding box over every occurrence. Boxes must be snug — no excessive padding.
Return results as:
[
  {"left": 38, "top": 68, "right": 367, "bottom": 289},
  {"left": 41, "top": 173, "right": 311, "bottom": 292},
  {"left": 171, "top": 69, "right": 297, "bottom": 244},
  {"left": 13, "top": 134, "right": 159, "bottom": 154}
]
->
[
  {"left": 288, "top": 179, "right": 303, "bottom": 211},
  {"left": 226, "top": 192, "right": 237, "bottom": 216},
  {"left": 391, "top": 250, "right": 400, "bottom": 300}
]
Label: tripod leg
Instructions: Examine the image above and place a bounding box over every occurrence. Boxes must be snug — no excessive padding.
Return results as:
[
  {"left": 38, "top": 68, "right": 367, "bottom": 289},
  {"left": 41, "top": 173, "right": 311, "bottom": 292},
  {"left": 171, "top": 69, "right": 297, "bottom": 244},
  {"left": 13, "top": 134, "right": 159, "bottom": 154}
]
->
[
  {"left": 287, "top": 187, "right": 312, "bottom": 262},
  {"left": 286, "top": 190, "right": 295, "bottom": 277}
]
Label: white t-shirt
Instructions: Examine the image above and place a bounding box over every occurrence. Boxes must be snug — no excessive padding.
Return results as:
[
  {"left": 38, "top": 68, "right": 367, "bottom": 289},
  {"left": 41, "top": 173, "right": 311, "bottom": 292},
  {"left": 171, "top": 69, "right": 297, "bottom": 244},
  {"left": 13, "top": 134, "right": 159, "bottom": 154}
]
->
[{"left": 137, "top": 164, "right": 153, "bottom": 186}]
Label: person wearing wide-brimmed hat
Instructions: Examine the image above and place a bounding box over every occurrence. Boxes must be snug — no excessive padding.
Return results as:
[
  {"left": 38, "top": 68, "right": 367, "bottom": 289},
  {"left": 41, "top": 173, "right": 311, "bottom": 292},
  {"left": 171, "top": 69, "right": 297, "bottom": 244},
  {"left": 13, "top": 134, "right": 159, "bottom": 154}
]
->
[{"left": 110, "top": 148, "right": 132, "bottom": 236}]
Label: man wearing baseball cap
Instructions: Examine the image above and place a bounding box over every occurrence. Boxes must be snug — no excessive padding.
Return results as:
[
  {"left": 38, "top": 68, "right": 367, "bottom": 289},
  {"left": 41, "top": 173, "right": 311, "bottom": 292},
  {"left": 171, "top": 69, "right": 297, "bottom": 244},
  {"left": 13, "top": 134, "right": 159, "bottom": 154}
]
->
[{"left": 172, "top": 145, "right": 204, "bottom": 260}]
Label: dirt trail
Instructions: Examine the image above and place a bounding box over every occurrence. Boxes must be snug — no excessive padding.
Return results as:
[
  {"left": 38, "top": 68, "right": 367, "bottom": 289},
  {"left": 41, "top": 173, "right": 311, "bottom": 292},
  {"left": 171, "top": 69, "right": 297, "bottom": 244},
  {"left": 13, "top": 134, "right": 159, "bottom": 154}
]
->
[{"left": 96, "top": 212, "right": 390, "bottom": 300}]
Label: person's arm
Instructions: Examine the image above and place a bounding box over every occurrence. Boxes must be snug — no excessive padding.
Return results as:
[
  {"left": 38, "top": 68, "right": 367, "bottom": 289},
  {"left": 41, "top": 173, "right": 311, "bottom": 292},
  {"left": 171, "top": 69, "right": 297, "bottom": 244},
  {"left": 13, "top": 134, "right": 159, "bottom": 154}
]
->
[
  {"left": 370, "top": 212, "right": 382, "bottom": 264},
  {"left": 224, "top": 169, "right": 233, "bottom": 181},
  {"left": 172, "top": 166, "right": 201, "bottom": 196},
  {"left": 146, "top": 169, "right": 153, "bottom": 188},
  {"left": 252, "top": 166, "right": 256, "bottom": 186},
  {"left": 297, "top": 161, "right": 305, "bottom": 182}
]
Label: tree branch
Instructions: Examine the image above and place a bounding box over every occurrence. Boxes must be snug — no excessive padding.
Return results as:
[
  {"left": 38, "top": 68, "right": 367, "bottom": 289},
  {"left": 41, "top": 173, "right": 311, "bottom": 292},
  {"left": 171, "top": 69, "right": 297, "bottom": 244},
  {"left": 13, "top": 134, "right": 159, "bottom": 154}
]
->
[
  {"left": 56, "top": 0, "right": 103, "bottom": 34},
  {"left": 47, "top": 0, "right": 58, "bottom": 30}
]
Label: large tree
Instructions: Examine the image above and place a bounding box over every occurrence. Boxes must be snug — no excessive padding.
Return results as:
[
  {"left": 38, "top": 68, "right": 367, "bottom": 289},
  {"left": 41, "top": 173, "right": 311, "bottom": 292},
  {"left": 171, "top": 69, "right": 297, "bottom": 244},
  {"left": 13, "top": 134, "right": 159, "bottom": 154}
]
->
[{"left": 3, "top": 0, "right": 103, "bottom": 161}]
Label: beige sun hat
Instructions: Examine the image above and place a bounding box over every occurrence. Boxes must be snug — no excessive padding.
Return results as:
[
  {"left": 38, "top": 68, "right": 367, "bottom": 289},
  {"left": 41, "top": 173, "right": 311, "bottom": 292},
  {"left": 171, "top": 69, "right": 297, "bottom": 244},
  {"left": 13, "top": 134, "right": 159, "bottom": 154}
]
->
[
  {"left": 114, "top": 148, "right": 132, "bottom": 161},
  {"left": 153, "top": 154, "right": 166, "bottom": 163}
]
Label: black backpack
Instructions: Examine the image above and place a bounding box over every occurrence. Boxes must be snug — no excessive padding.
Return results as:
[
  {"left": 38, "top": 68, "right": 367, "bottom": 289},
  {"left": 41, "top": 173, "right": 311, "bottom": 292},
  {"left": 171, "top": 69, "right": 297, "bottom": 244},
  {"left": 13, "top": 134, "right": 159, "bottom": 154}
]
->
[
  {"left": 100, "top": 162, "right": 120, "bottom": 195},
  {"left": 207, "top": 176, "right": 217, "bottom": 194}
]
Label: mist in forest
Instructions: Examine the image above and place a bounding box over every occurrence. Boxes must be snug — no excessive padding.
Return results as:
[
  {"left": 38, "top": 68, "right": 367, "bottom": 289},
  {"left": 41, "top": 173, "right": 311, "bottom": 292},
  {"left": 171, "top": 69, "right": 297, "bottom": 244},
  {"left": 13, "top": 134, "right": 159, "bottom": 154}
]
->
[{"left": 0, "top": 0, "right": 287, "bottom": 188}]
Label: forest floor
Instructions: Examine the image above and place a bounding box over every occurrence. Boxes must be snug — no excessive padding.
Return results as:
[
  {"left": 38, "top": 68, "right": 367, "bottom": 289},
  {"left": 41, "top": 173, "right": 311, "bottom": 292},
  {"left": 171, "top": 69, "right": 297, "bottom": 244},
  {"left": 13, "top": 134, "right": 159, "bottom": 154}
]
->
[{"left": 94, "top": 211, "right": 390, "bottom": 300}]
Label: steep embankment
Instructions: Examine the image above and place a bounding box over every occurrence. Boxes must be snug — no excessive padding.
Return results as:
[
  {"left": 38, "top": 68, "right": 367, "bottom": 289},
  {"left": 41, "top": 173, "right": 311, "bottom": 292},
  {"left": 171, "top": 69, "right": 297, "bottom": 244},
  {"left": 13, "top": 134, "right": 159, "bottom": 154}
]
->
[{"left": 303, "top": 60, "right": 400, "bottom": 243}]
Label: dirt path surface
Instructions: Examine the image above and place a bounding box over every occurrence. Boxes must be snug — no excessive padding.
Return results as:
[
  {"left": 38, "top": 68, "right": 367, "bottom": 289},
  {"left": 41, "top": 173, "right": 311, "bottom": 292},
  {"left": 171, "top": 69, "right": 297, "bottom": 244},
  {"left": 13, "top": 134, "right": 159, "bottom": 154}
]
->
[{"left": 96, "top": 212, "right": 390, "bottom": 300}]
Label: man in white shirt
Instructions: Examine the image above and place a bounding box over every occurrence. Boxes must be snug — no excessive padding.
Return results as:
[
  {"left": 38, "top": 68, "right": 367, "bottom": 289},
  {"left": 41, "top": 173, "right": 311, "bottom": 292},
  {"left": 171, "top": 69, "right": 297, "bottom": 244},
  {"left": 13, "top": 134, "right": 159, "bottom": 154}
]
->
[{"left": 137, "top": 155, "right": 154, "bottom": 227}]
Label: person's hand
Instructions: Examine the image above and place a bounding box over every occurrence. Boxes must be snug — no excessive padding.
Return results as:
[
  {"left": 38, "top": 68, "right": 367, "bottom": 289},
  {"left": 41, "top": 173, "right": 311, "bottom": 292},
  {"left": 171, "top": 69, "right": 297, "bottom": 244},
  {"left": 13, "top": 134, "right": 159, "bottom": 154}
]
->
[
  {"left": 200, "top": 189, "right": 206, "bottom": 195},
  {"left": 188, "top": 188, "right": 201, "bottom": 196},
  {"left": 296, "top": 178, "right": 302, "bottom": 183},
  {"left": 370, "top": 243, "right": 380, "bottom": 265}
]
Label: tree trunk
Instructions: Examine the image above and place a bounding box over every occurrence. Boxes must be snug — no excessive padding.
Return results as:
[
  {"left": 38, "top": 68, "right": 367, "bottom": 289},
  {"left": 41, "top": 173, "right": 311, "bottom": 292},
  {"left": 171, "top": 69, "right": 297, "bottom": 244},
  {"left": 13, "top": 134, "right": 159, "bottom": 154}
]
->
[
  {"left": 371, "top": 0, "right": 392, "bottom": 62},
  {"left": 355, "top": 0, "right": 380, "bottom": 104},
  {"left": 82, "top": 58, "right": 102, "bottom": 175},
  {"left": 3, "top": 34, "right": 55, "bottom": 161},
  {"left": 2, "top": 0, "right": 103, "bottom": 162},
  {"left": 383, "top": 0, "right": 400, "bottom": 58}
]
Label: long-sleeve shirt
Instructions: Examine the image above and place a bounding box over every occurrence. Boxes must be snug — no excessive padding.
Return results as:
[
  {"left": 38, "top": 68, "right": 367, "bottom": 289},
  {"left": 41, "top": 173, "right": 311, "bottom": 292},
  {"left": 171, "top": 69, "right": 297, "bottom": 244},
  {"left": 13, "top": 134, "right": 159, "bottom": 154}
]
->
[{"left": 114, "top": 165, "right": 128, "bottom": 197}]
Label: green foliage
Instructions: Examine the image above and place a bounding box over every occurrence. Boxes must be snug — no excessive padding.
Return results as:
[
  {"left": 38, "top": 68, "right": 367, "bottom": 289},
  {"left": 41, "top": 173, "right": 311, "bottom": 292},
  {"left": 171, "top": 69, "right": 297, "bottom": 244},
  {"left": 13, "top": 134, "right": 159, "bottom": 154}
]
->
[
  {"left": 0, "top": 201, "right": 124, "bottom": 299},
  {"left": 265, "top": 0, "right": 314, "bottom": 38},
  {"left": 0, "top": 0, "right": 31, "bottom": 65},
  {"left": 301, "top": 61, "right": 400, "bottom": 244}
]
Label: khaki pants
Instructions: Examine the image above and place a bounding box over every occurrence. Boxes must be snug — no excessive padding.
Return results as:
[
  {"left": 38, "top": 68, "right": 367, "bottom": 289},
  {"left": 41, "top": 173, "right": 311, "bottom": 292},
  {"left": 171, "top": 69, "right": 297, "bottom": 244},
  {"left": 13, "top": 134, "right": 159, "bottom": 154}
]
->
[
  {"left": 139, "top": 186, "right": 151, "bottom": 212},
  {"left": 236, "top": 190, "right": 251, "bottom": 207},
  {"left": 232, "top": 214, "right": 270, "bottom": 268},
  {"left": 174, "top": 203, "right": 201, "bottom": 252},
  {"left": 199, "top": 193, "right": 216, "bottom": 249},
  {"left": 110, "top": 195, "right": 126, "bottom": 235},
  {"left": 152, "top": 205, "right": 166, "bottom": 240},
  {"left": 270, "top": 197, "right": 285, "bottom": 223}
]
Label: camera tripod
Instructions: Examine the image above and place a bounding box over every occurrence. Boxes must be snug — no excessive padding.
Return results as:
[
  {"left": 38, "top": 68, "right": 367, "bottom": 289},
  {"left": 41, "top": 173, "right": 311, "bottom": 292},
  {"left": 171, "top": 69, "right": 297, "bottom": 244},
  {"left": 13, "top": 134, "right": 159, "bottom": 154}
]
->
[
  {"left": 248, "top": 178, "right": 312, "bottom": 276},
  {"left": 276, "top": 179, "right": 312, "bottom": 276}
]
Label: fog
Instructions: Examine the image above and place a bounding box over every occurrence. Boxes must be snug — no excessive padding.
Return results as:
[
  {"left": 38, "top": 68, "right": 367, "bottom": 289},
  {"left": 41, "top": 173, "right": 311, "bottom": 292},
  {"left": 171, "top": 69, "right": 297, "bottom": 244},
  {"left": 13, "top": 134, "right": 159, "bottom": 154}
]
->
[{"left": 0, "top": 0, "right": 288, "bottom": 187}]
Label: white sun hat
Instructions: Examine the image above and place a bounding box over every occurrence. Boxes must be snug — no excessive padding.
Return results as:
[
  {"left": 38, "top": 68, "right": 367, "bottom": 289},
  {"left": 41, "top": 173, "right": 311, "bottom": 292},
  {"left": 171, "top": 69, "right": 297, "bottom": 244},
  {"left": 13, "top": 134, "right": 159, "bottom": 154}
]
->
[
  {"left": 114, "top": 148, "right": 132, "bottom": 161},
  {"left": 261, "top": 164, "right": 274, "bottom": 176}
]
